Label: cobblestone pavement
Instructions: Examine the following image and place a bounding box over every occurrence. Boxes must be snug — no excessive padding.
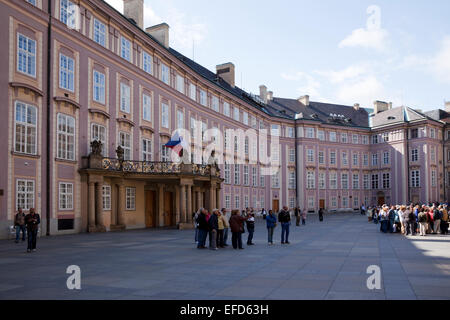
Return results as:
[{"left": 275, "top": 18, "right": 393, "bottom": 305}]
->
[{"left": 0, "top": 213, "right": 449, "bottom": 300}]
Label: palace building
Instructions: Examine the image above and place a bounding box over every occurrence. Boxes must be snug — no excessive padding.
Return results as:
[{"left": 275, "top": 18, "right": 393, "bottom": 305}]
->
[{"left": 0, "top": 0, "right": 449, "bottom": 239}]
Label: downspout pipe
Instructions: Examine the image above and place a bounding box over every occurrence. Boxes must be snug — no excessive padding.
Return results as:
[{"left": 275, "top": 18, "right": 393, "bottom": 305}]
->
[
  {"left": 294, "top": 115, "right": 300, "bottom": 211},
  {"left": 45, "top": 0, "right": 52, "bottom": 236}
]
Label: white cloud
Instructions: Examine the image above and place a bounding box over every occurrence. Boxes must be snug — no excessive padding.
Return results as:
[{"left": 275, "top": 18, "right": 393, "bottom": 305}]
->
[
  {"left": 104, "top": 0, "right": 207, "bottom": 52},
  {"left": 335, "top": 76, "right": 384, "bottom": 105},
  {"left": 314, "top": 65, "right": 368, "bottom": 84},
  {"left": 339, "top": 5, "right": 389, "bottom": 52},
  {"left": 431, "top": 36, "right": 450, "bottom": 83},
  {"left": 281, "top": 72, "right": 321, "bottom": 98}
]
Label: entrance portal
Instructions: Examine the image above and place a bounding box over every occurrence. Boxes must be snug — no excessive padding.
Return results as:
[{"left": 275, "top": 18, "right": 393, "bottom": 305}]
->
[
  {"left": 164, "top": 191, "right": 174, "bottom": 226},
  {"left": 145, "top": 190, "right": 157, "bottom": 228}
]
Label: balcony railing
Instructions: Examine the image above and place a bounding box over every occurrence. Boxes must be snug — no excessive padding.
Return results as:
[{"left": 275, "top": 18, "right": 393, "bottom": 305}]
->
[{"left": 97, "top": 158, "right": 221, "bottom": 177}]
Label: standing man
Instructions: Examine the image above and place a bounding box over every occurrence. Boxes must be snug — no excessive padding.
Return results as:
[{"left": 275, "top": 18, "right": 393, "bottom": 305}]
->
[
  {"left": 278, "top": 206, "right": 291, "bottom": 245},
  {"left": 25, "top": 208, "right": 40, "bottom": 253},
  {"left": 266, "top": 210, "right": 277, "bottom": 245},
  {"left": 360, "top": 204, "right": 366, "bottom": 216},
  {"left": 295, "top": 207, "right": 301, "bottom": 227},
  {"left": 14, "top": 208, "right": 26, "bottom": 243},
  {"left": 208, "top": 209, "right": 219, "bottom": 250},
  {"left": 196, "top": 208, "right": 209, "bottom": 249},
  {"left": 246, "top": 213, "right": 255, "bottom": 245},
  {"left": 220, "top": 208, "right": 230, "bottom": 247},
  {"left": 229, "top": 210, "right": 248, "bottom": 250},
  {"left": 318, "top": 208, "right": 324, "bottom": 222}
]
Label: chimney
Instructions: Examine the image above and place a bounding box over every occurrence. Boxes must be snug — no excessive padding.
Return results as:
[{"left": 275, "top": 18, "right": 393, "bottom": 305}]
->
[
  {"left": 373, "top": 100, "right": 389, "bottom": 114},
  {"left": 298, "top": 95, "right": 309, "bottom": 106},
  {"left": 446, "top": 101, "right": 450, "bottom": 112},
  {"left": 123, "top": 0, "right": 143, "bottom": 29},
  {"left": 353, "top": 103, "right": 360, "bottom": 111},
  {"left": 216, "top": 63, "right": 235, "bottom": 88},
  {"left": 259, "top": 85, "right": 268, "bottom": 103},
  {"left": 146, "top": 23, "right": 170, "bottom": 49},
  {"left": 267, "top": 91, "right": 273, "bottom": 101},
  {"left": 388, "top": 102, "right": 393, "bottom": 110}
]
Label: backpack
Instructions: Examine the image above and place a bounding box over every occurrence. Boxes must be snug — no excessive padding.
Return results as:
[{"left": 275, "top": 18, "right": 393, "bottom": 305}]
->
[
  {"left": 418, "top": 212, "right": 427, "bottom": 223},
  {"left": 433, "top": 210, "right": 441, "bottom": 221}
]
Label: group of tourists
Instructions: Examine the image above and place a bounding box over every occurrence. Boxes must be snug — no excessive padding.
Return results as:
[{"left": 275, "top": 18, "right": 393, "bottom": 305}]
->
[
  {"left": 193, "top": 206, "right": 323, "bottom": 250},
  {"left": 13, "top": 207, "right": 41, "bottom": 252},
  {"left": 365, "top": 203, "right": 449, "bottom": 236}
]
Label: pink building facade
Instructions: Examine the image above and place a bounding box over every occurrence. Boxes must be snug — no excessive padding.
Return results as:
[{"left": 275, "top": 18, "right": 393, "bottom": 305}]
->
[{"left": 0, "top": 0, "right": 448, "bottom": 239}]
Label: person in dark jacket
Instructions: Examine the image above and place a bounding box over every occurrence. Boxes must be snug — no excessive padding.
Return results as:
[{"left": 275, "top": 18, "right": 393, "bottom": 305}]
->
[
  {"left": 246, "top": 213, "right": 255, "bottom": 245},
  {"left": 14, "top": 208, "right": 26, "bottom": 243},
  {"left": 318, "top": 208, "right": 324, "bottom": 222},
  {"left": 388, "top": 206, "right": 396, "bottom": 233},
  {"left": 294, "top": 207, "right": 300, "bottom": 226},
  {"left": 229, "top": 210, "right": 248, "bottom": 250},
  {"left": 196, "top": 208, "right": 209, "bottom": 249},
  {"left": 25, "top": 208, "right": 40, "bottom": 252},
  {"left": 266, "top": 210, "right": 277, "bottom": 245},
  {"left": 278, "top": 206, "right": 291, "bottom": 244},
  {"left": 208, "top": 209, "right": 219, "bottom": 250}
]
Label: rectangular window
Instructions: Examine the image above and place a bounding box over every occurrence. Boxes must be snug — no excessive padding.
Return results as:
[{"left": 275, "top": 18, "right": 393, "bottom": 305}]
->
[
  {"left": 59, "top": 54, "right": 74, "bottom": 92},
  {"left": 93, "top": 70, "right": 105, "bottom": 104},
  {"left": 142, "top": 51, "right": 152, "bottom": 74},
  {"left": 372, "top": 135, "right": 379, "bottom": 144},
  {"left": 225, "top": 195, "right": 231, "bottom": 209},
  {"left": 353, "top": 153, "right": 358, "bottom": 166},
  {"left": 60, "top": 0, "right": 77, "bottom": 28},
  {"left": 307, "top": 149, "right": 314, "bottom": 162},
  {"left": 93, "top": 18, "right": 106, "bottom": 47},
  {"left": 382, "top": 132, "right": 389, "bottom": 142},
  {"left": 272, "top": 172, "right": 280, "bottom": 188},
  {"left": 120, "top": 83, "right": 131, "bottom": 113},
  {"left": 341, "top": 133, "right": 348, "bottom": 143},
  {"left": 176, "top": 74, "right": 184, "bottom": 94},
  {"left": 120, "top": 36, "right": 131, "bottom": 62},
  {"left": 372, "top": 153, "right": 378, "bottom": 166},
  {"left": 329, "top": 172, "right": 337, "bottom": 189},
  {"left": 352, "top": 134, "right": 359, "bottom": 144},
  {"left": 308, "top": 197, "right": 315, "bottom": 209},
  {"left": 362, "top": 135, "right": 369, "bottom": 145},
  {"left": 410, "top": 129, "right": 419, "bottom": 139},
  {"left": 330, "top": 152, "right": 336, "bottom": 165},
  {"left": 411, "top": 170, "right": 420, "bottom": 188},
  {"left": 224, "top": 164, "right": 231, "bottom": 184},
  {"left": 235, "top": 195, "right": 240, "bottom": 209},
  {"left": 161, "top": 103, "right": 169, "bottom": 129},
  {"left": 318, "top": 130, "right": 325, "bottom": 141},
  {"left": 342, "top": 197, "right": 348, "bottom": 208},
  {"left": 271, "top": 124, "right": 280, "bottom": 137},
  {"left": 102, "top": 185, "right": 111, "bottom": 210},
  {"left": 252, "top": 167, "right": 257, "bottom": 187},
  {"left": 363, "top": 154, "right": 369, "bottom": 166},
  {"left": 119, "top": 132, "right": 131, "bottom": 160},
  {"left": 126, "top": 187, "right": 136, "bottom": 210},
  {"left": 176, "top": 109, "right": 184, "bottom": 130},
  {"left": 307, "top": 171, "right": 315, "bottom": 189},
  {"left": 160, "top": 143, "right": 169, "bottom": 162},
  {"left": 329, "top": 132, "right": 336, "bottom": 142},
  {"left": 289, "top": 149, "right": 295, "bottom": 162},
  {"left": 342, "top": 152, "right": 348, "bottom": 165},
  {"left": 212, "top": 96, "right": 219, "bottom": 112},
  {"left": 142, "top": 94, "right": 152, "bottom": 122},
  {"left": 16, "top": 179, "right": 34, "bottom": 210},
  {"left": 318, "top": 151, "right": 324, "bottom": 164},
  {"left": 233, "top": 107, "right": 240, "bottom": 121},
  {"left": 243, "top": 112, "right": 249, "bottom": 125},
  {"left": 57, "top": 113, "right": 75, "bottom": 160},
  {"left": 26, "top": 0, "right": 37, "bottom": 5},
  {"left": 17, "top": 34, "right": 36, "bottom": 77},
  {"left": 430, "top": 128, "right": 436, "bottom": 139},
  {"left": 289, "top": 171, "right": 296, "bottom": 189},
  {"left": 331, "top": 197, "right": 337, "bottom": 208},
  {"left": 234, "top": 165, "right": 240, "bottom": 185},
  {"left": 363, "top": 174, "right": 369, "bottom": 190},
  {"left": 306, "top": 128, "right": 315, "bottom": 139},
  {"left": 353, "top": 174, "right": 359, "bottom": 189},
  {"left": 260, "top": 168, "right": 265, "bottom": 187},
  {"left": 383, "top": 151, "right": 390, "bottom": 165},
  {"left": 15, "top": 102, "right": 37, "bottom": 155},
  {"left": 91, "top": 123, "right": 107, "bottom": 157},
  {"left": 319, "top": 172, "right": 326, "bottom": 189},
  {"left": 223, "top": 102, "right": 230, "bottom": 117},
  {"left": 371, "top": 174, "right": 379, "bottom": 189},
  {"left": 383, "top": 173, "right": 390, "bottom": 189},
  {"left": 287, "top": 127, "right": 295, "bottom": 138},
  {"left": 431, "top": 147, "right": 436, "bottom": 162},
  {"left": 411, "top": 149, "right": 419, "bottom": 162},
  {"left": 341, "top": 173, "right": 349, "bottom": 189},
  {"left": 142, "top": 139, "right": 152, "bottom": 162},
  {"left": 243, "top": 166, "right": 249, "bottom": 186},
  {"left": 199, "top": 90, "right": 207, "bottom": 106},
  {"left": 59, "top": 182, "right": 73, "bottom": 210},
  {"left": 431, "top": 170, "right": 437, "bottom": 187},
  {"left": 189, "top": 83, "right": 196, "bottom": 101},
  {"left": 161, "top": 63, "right": 169, "bottom": 85},
  {"left": 244, "top": 196, "right": 249, "bottom": 209}
]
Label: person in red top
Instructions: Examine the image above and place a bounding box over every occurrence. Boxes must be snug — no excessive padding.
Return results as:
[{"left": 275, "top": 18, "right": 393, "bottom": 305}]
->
[
  {"left": 426, "top": 208, "right": 434, "bottom": 234},
  {"left": 229, "top": 210, "right": 248, "bottom": 250}
]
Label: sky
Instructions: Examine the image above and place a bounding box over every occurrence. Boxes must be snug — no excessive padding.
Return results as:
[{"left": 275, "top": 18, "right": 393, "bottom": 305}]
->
[{"left": 105, "top": 0, "right": 450, "bottom": 111}]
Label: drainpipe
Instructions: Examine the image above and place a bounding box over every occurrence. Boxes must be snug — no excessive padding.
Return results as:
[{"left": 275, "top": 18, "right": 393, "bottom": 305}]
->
[
  {"left": 294, "top": 117, "right": 299, "bottom": 211},
  {"left": 443, "top": 131, "right": 446, "bottom": 204},
  {"left": 406, "top": 127, "right": 411, "bottom": 204},
  {"left": 45, "top": 1, "right": 53, "bottom": 236}
]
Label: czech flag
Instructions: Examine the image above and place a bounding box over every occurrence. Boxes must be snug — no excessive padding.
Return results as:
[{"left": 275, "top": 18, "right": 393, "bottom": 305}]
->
[{"left": 164, "top": 132, "right": 189, "bottom": 157}]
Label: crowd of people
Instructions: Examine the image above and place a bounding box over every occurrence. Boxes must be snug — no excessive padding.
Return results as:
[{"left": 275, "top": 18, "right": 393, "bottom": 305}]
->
[
  {"left": 193, "top": 206, "right": 321, "bottom": 250},
  {"left": 363, "top": 203, "right": 449, "bottom": 236}
]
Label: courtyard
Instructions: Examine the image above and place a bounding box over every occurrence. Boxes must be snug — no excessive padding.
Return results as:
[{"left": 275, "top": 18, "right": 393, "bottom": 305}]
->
[{"left": 0, "top": 212, "right": 449, "bottom": 300}]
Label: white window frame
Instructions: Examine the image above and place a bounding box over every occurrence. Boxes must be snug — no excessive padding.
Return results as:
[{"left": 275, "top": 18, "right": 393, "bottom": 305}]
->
[
  {"left": 59, "top": 54, "right": 75, "bottom": 92},
  {"left": 161, "top": 63, "right": 170, "bottom": 85},
  {"left": 142, "top": 93, "right": 152, "bottom": 122},
  {"left": 142, "top": 51, "right": 153, "bottom": 74},
  {"left": 120, "top": 83, "right": 131, "bottom": 113},
  {"left": 126, "top": 187, "right": 136, "bottom": 210},
  {"left": 91, "top": 123, "right": 107, "bottom": 157},
  {"left": 93, "top": 70, "right": 106, "bottom": 104},
  {"left": 60, "top": 0, "right": 77, "bottom": 29},
  {"left": 119, "top": 131, "right": 131, "bottom": 160},
  {"left": 14, "top": 101, "right": 37, "bottom": 155},
  {"left": 120, "top": 36, "right": 131, "bottom": 62},
  {"left": 57, "top": 113, "right": 75, "bottom": 160},
  {"left": 93, "top": 18, "right": 106, "bottom": 47},
  {"left": 142, "top": 138, "right": 152, "bottom": 162},
  {"left": 161, "top": 103, "right": 169, "bottom": 129},
  {"left": 17, "top": 33, "right": 36, "bottom": 78},
  {"left": 16, "top": 179, "right": 35, "bottom": 211},
  {"left": 102, "top": 185, "right": 111, "bottom": 210},
  {"left": 59, "top": 182, "right": 73, "bottom": 210}
]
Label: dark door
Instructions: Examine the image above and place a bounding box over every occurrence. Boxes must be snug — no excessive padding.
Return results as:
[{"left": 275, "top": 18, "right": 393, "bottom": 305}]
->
[
  {"left": 145, "top": 190, "right": 157, "bottom": 228},
  {"left": 319, "top": 200, "right": 325, "bottom": 210},
  {"left": 164, "top": 191, "right": 174, "bottom": 226},
  {"left": 272, "top": 199, "right": 279, "bottom": 213}
]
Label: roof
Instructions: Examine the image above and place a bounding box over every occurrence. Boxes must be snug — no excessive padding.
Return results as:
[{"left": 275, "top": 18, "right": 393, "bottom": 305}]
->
[{"left": 371, "top": 106, "right": 445, "bottom": 128}]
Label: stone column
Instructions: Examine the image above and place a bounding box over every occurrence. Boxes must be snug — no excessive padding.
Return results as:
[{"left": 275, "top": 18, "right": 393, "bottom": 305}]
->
[
  {"left": 175, "top": 185, "right": 181, "bottom": 225},
  {"left": 180, "top": 185, "right": 186, "bottom": 223},
  {"left": 197, "top": 191, "right": 202, "bottom": 210},
  {"left": 117, "top": 184, "right": 126, "bottom": 226},
  {"left": 158, "top": 184, "right": 165, "bottom": 227},
  {"left": 187, "top": 185, "right": 192, "bottom": 223},
  {"left": 95, "top": 183, "right": 105, "bottom": 231},
  {"left": 216, "top": 187, "right": 221, "bottom": 210},
  {"left": 88, "top": 182, "right": 96, "bottom": 232},
  {"left": 209, "top": 185, "right": 216, "bottom": 212},
  {"left": 111, "top": 184, "right": 117, "bottom": 226}
]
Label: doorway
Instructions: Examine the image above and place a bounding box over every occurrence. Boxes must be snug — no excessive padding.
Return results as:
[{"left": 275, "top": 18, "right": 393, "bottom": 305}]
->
[
  {"left": 319, "top": 199, "right": 325, "bottom": 210},
  {"left": 145, "top": 190, "right": 157, "bottom": 228},
  {"left": 164, "top": 191, "right": 174, "bottom": 226},
  {"left": 272, "top": 199, "right": 279, "bottom": 213}
]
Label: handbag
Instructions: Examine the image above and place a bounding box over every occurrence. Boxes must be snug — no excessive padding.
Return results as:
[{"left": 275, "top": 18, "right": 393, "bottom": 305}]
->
[{"left": 240, "top": 225, "right": 245, "bottom": 234}]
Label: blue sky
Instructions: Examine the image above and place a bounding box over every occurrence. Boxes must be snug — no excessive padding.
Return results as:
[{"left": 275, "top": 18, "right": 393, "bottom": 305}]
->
[{"left": 105, "top": 0, "right": 450, "bottom": 111}]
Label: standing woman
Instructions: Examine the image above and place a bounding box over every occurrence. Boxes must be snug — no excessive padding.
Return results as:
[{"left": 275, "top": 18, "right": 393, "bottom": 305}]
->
[
  {"left": 246, "top": 213, "right": 255, "bottom": 245},
  {"left": 217, "top": 210, "right": 225, "bottom": 248},
  {"left": 229, "top": 210, "right": 248, "bottom": 250},
  {"left": 266, "top": 210, "right": 277, "bottom": 245}
]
